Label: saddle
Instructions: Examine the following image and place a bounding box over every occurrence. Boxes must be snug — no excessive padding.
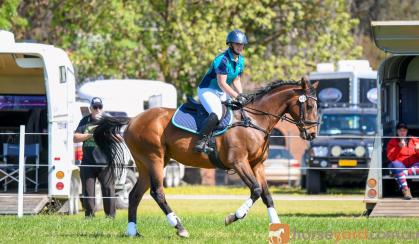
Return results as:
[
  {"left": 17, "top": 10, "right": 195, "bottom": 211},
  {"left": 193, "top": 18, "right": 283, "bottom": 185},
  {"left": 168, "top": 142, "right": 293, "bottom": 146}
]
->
[
  {"left": 171, "top": 97, "right": 233, "bottom": 136},
  {"left": 171, "top": 97, "right": 234, "bottom": 170}
]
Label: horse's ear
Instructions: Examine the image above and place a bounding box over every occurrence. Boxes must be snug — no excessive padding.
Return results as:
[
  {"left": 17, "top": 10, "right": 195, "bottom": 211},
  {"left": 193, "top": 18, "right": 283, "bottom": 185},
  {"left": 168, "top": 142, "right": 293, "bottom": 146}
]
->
[
  {"left": 301, "top": 76, "right": 309, "bottom": 89},
  {"left": 311, "top": 80, "right": 319, "bottom": 89}
]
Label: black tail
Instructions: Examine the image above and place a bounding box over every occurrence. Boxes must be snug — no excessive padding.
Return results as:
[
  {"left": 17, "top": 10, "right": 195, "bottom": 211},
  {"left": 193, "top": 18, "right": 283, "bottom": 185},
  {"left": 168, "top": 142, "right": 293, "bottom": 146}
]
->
[{"left": 93, "top": 116, "right": 131, "bottom": 179}]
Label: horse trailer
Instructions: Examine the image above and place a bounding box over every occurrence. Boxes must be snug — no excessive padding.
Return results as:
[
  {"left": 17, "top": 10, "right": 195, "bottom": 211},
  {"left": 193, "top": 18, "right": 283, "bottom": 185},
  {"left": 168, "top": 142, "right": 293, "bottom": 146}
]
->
[
  {"left": 0, "top": 30, "right": 80, "bottom": 214},
  {"left": 309, "top": 60, "right": 377, "bottom": 106},
  {"left": 365, "top": 21, "right": 419, "bottom": 216}
]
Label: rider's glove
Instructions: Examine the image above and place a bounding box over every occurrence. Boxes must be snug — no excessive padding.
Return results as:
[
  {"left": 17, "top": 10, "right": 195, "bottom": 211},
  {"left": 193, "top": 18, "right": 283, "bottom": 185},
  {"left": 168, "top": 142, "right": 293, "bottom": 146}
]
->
[{"left": 235, "top": 94, "right": 248, "bottom": 106}]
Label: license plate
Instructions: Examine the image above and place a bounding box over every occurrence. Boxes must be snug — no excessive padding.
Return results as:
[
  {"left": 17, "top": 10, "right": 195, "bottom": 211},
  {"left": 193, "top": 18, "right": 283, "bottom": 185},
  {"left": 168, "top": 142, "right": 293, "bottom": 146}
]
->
[{"left": 338, "top": 160, "right": 357, "bottom": 167}]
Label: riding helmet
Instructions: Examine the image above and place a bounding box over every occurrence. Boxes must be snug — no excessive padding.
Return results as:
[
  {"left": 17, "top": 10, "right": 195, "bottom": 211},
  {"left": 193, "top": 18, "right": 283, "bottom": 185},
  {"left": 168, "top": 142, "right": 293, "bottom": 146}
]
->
[{"left": 226, "top": 30, "right": 248, "bottom": 45}]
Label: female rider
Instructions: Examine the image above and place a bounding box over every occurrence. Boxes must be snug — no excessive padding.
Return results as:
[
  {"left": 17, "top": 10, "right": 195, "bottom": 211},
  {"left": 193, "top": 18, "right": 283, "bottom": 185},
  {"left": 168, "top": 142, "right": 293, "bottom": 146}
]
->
[{"left": 194, "top": 29, "right": 248, "bottom": 152}]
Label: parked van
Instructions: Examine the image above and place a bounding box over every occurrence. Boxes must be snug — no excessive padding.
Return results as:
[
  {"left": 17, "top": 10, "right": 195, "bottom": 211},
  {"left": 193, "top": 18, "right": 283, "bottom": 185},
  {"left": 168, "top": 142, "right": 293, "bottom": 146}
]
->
[
  {"left": 77, "top": 79, "right": 184, "bottom": 187},
  {"left": 77, "top": 79, "right": 177, "bottom": 117},
  {"left": 365, "top": 21, "right": 419, "bottom": 216},
  {"left": 0, "top": 30, "right": 79, "bottom": 213}
]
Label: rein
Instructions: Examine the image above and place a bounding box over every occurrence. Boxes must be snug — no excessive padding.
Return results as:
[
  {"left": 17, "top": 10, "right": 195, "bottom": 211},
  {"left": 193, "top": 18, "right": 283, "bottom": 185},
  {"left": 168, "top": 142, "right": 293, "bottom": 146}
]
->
[{"left": 228, "top": 89, "right": 319, "bottom": 135}]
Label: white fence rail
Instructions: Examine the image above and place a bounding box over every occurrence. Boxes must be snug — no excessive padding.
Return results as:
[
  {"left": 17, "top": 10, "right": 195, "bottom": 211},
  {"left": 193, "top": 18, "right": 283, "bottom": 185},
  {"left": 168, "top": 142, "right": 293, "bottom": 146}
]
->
[{"left": 0, "top": 127, "right": 413, "bottom": 215}]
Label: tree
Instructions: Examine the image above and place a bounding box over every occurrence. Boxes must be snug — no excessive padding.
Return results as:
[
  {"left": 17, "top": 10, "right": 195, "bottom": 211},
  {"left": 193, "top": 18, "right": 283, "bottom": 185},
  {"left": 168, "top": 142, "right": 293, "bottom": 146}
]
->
[
  {"left": 4, "top": 0, "right": 362, "bottom": 99},
  {"left": 350, "top": 0, "right": 419, "bottom": 69},
  {"left": 0, "top": 0, "right": 26, "bottom": 30}
]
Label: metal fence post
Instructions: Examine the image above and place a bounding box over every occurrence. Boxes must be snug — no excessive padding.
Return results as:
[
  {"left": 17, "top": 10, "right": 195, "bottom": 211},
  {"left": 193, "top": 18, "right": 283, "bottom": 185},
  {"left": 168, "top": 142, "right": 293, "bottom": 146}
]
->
[{"left": 18, "top": 125, "right": 25, "bottom": 218}]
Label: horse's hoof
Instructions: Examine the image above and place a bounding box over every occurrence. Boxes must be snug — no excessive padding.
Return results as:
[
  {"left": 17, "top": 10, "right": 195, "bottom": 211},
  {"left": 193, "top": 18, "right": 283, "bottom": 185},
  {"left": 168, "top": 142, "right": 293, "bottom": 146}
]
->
[
  {"left": 126, "top": 222, "right": 140, "bottom": 237},
  {"left": 224, "top": 213, "right": 238, "bottom": 226},
  {"left": 126, "top": 231, "right": 142, "bottom": 237},
  {"left": 177, "top": 228, "right": 190, "bottom": 238}
]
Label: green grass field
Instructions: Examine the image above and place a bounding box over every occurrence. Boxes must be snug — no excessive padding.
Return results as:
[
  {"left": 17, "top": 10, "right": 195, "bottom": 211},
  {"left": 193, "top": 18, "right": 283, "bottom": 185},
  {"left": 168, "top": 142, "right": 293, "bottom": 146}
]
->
[{"left": 0, "top": 196, "right": 418, "bottom": 243}]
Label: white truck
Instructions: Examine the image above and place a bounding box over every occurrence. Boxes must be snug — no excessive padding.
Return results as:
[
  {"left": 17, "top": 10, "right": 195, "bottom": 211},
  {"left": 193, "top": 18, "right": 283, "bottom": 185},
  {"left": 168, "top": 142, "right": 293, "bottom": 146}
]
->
[
  {"left": 76, "top": 79, "right": 185, "bottom": 187},
  {"left": 0, "top": 30, "right": 80, "bottom": 214},
  {"left": 309, "top": 60, "right": 377, "bottom": 106}
]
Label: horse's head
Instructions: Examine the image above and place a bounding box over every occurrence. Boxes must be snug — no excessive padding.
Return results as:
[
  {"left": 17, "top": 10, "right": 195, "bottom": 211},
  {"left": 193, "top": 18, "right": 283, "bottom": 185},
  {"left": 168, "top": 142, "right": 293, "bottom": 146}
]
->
[{"left": 287, "top": 77, "right": 319, "bottom": 141}]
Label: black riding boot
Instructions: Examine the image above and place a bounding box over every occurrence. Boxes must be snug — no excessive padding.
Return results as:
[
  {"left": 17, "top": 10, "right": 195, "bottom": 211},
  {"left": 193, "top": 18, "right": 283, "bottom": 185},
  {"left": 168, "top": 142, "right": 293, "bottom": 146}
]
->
[{"left": 194, "top": 113, "right": 219, "bottom": 152}]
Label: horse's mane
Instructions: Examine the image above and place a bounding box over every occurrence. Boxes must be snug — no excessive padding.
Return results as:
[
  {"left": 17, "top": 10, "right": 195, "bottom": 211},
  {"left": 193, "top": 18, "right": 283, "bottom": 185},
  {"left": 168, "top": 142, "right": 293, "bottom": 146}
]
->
[{"left": 246, "top": 80, "right": 301, "bottom": 103}]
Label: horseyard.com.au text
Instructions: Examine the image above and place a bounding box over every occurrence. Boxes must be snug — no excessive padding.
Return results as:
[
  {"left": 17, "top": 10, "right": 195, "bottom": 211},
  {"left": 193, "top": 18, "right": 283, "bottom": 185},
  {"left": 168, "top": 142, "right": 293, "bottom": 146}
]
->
[{"left": 269, "top": 224, "right": 419, "bottom": 243}]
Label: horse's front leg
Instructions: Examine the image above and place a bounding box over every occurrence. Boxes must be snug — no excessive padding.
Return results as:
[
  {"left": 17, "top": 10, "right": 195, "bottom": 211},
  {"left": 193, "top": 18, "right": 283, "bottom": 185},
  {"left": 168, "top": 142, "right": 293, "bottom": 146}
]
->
[
  {"left": 225, "top": 159, "right": 262, "bottom": 225},
  {"left": 252, "top": 163, "right": 280, "bottom": 224}
]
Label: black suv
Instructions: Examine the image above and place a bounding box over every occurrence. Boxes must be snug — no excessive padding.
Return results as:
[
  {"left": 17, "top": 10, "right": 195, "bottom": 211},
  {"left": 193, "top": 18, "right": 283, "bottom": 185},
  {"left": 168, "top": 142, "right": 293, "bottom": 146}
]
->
[{"left": 303, "top": 105, "right": 377, "bottom": 194}]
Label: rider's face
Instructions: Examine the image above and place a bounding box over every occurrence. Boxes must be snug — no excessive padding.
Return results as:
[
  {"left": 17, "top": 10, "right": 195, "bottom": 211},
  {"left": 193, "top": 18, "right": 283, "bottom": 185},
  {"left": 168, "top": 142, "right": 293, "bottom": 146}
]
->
[{"left": 231, "top": 43, "right": 244, "bottom": 54}]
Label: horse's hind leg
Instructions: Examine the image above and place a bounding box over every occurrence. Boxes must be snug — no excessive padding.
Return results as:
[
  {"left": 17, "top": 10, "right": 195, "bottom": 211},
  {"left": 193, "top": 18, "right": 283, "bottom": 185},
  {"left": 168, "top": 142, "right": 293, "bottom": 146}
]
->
[
  {"left": 147, "top": 160, "right": 189, "bottom": 238},
  {"left": 225, "top": 160, "right": 262, "bottom": 225},
  {"left": 126, "top": 162, "right": 150, "bottom": 237}
]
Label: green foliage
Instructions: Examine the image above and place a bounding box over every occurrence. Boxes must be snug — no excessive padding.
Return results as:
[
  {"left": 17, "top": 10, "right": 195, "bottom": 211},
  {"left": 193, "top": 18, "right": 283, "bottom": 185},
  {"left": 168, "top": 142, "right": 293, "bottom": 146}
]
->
[
  {"left": 0, "top": 0, "right": 26, "bottom": 30},
  {"left": 4, "top": 0, "right": 362, "bottom": 98}
]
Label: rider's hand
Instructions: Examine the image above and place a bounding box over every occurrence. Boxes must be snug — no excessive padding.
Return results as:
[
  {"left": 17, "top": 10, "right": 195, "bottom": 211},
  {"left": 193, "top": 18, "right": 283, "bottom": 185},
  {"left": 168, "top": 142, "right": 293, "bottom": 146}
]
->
[{"left": 235, "top": 94, "right": 248, "bottom": 106}]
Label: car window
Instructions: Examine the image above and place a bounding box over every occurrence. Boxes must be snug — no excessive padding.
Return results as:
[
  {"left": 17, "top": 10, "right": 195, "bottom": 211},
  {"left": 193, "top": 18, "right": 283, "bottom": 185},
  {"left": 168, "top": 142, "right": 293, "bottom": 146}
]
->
[
  {"left": 319, "top": 113, "right": 376, "bottom": 135},
  {"left": 268, "top": 148, "right": 293, "bottom": 160}
]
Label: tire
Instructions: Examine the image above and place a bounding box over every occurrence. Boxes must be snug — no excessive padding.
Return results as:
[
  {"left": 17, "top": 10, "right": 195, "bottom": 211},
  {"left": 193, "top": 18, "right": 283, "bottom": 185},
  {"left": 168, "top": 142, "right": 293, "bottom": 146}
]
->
[
  {"left": 306, "top": 169, "right": 324, "bottom": 194},
  {"left": 300, "top": 175, "right": 306, "bottom": 189},
  {"left": 95, "top": 181, "right": 103, "bottom": 209},
  {"left": 164, "top": 162, "right": 180, "bottom": 187},
  {"left": 69, "top": 173, "right": 81, "bottom": 214},
  {"left": 300, "top": 152, "right": 309, "bottom": 189},
  {"left": 291, "top": 180, "right": 300, "bottom": 187},
  {"left": 116, "top": 169, "right": 137, "bottom": 209}
]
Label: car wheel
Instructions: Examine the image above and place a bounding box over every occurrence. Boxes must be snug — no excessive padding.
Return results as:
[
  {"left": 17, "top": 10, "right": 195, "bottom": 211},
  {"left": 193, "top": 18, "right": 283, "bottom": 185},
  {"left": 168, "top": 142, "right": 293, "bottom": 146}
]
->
[
  {"left": 95, "top": 181, "right": 103, "bottom": 209},
  {"left": 69, "top": 173, "right": 81, "bottom": 214},
  {"left": 116, "top": 169, "right": 137, "bottom": 209},
  {"left": 300, "top": 175, "right": 306, "bottom": 189},
  {"left": 306, "top": 169, "right": 323, "bottom": 194},
  {"left": 164, "top": 162, "right": 180, "bottom": 187},
  {"left": 291, "top": 180, "right": 300, "bottom": 187}
]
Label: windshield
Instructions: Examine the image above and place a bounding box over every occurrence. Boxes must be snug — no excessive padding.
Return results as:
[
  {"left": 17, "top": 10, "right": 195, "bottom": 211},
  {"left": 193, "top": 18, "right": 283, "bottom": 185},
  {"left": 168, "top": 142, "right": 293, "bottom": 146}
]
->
[
  {"left": 268, "top": 148, "right": 294, "bottom": 160},
  {"left": 319, "top": 113, "right": 376, "bottom": 135},
  {"left": 0, "top": 95, "right": 47, "bottom": 110}
]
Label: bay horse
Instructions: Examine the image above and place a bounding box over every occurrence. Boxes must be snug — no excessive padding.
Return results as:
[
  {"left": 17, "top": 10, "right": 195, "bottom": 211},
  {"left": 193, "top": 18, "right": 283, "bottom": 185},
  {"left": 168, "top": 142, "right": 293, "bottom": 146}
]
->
[{"left": 93, "top": 77, "right": 319, "bottom": 238}]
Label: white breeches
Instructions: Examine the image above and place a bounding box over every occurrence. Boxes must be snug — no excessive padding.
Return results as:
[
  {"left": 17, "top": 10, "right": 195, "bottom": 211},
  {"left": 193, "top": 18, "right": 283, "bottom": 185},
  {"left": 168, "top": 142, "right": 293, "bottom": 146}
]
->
[{"left": 198, "top": 87, "right": 228, "bottom": 120}]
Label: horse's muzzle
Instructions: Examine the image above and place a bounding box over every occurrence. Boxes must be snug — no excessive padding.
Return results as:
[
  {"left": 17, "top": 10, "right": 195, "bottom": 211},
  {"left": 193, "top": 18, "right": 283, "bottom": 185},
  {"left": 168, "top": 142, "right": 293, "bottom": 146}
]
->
[
  {"left": 300, "top": 131, "right": 316, "bottom": 141},
  {"left": 307, "top": 132, "right": 316, "bottom": 141}
]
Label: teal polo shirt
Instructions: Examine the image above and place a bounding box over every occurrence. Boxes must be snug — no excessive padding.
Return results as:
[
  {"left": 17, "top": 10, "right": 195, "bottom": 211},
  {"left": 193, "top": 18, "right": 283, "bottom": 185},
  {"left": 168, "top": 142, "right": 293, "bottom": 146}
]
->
[{"left": 198, "top": 48, "right": 245, "bottom": 92}]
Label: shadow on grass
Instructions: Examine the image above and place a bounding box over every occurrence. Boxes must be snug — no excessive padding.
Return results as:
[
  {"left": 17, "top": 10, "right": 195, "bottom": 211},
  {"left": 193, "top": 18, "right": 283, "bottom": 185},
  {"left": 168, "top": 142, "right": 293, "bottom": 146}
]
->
[
  {"left": 281, "top": 213, "right": 364, "bottom": 217},
  {"left": 270, "top": 187, "right": 364, "bottom": 195}
]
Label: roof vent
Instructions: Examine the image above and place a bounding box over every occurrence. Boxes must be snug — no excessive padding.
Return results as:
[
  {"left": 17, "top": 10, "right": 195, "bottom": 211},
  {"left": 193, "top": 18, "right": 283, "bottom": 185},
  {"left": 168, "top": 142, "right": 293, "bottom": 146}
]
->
[
  {"left": 337, "top": 60, "right": 372, "bottom": 72},
  {"left": 316, "top": 63, "right": 334, "bottom": 72}
]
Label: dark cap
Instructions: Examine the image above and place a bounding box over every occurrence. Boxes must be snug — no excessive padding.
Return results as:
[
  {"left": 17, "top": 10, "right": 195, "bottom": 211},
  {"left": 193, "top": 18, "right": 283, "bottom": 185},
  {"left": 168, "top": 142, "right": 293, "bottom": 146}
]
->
[
  {"left": 90, "top": 97, "right": 103, "bottom": 106},
  {"left": 396, "top": 121, "right": 408, "bottom": 130}
]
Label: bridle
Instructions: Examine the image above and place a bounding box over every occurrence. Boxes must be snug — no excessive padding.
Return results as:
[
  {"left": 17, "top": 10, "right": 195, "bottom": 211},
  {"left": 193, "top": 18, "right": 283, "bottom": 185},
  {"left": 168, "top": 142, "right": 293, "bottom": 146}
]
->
[
  {"left": 230, "top": 87, "right": 319, "bottom": 137},
  {"left": 285, "top": 91, "right": 319, "bottom": 130}
]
